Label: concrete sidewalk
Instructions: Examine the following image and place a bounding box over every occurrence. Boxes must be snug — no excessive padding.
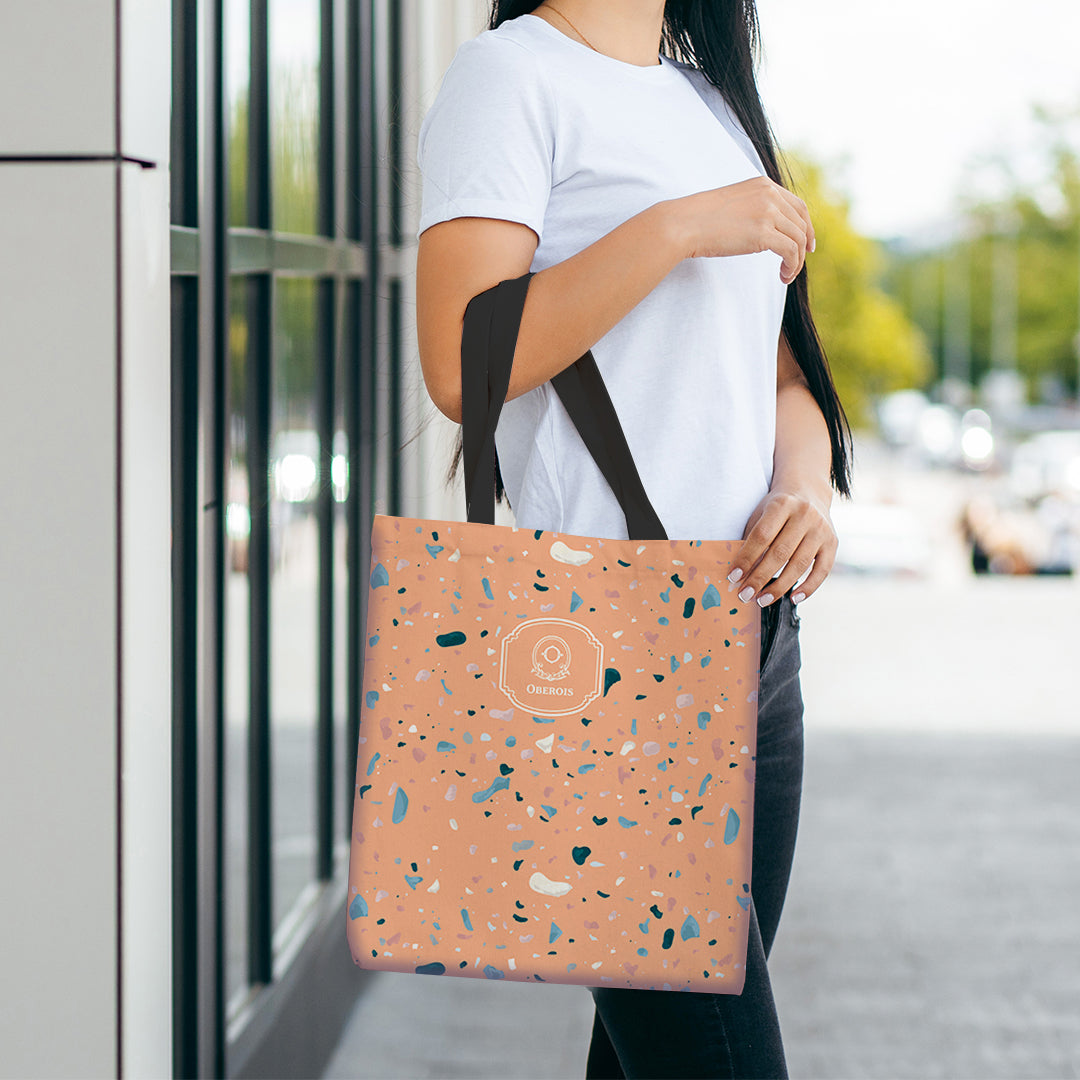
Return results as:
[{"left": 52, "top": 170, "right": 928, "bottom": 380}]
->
[
  {"left": 770, "top": 729, "right": 1080, "bottom": 1080},
  {"left": 325, "top": 728, "right": 1080, "bottom": 1079}
]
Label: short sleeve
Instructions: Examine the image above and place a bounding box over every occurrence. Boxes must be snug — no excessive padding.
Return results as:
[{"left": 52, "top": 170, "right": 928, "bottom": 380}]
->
[{"left": 416, "top": 35, "right": 556, "bottom": 243}]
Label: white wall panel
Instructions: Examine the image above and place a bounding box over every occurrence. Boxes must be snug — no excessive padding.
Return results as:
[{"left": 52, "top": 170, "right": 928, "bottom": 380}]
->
[
  {"left": 118, "top": 158, "right": 173, "bottom": 1078},
  {"left": 120, "top": 0, "right": 172, "bottom": 163},
  {"left": 0, "top": 162, "right": 119, "bottom": 1077},
  {"left": 0, "top": 0, "right": 173, "bottom": 1073},
  {"left": 0, "top": 0, "right": 116, "bottom": 155}
]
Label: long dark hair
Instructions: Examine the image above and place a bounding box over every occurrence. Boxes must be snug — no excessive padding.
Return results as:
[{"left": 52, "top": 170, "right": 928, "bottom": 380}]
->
[{"left": 445, "top": 0, "right": 854, "bottom": 507}]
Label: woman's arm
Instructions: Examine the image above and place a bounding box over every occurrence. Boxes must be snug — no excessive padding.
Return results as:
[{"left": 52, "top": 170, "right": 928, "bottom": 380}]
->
[
  {"left": 725, "top": 331, "right": 839, "bottom": 606},
  {"left": 417, "top": 203, "right": 684, "bottom": 425},
  {"left": 773, "top": 331, "right": 833, "bottom": 508},
  {"left": 416, "top": 177, "right": 813, "bottom": 426}
]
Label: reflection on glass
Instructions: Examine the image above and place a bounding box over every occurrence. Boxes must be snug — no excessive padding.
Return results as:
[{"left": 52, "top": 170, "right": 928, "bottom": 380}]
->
[
  {"left": 270, "top": 0, "right": 320, "bottom": 235},
  {"left": 226, "top": 0, "right": 250, "bottom": 227},
  {"left": 271, "top": 277, "right": 319, "bottom": 933},
  {"left": 224, "top": 278, "right": 251, "bottom": 1008},
  {"left": 334, "top": 292, "right": 351, "bottom": 879}
]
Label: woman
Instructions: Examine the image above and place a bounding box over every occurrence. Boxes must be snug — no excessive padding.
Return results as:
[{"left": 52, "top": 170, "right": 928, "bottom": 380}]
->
[{"left": 414, "top": 1, "right": 853, "bottom": 1076}]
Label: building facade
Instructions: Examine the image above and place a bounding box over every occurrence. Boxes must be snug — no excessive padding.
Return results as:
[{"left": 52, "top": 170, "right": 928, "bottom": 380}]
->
[{"left": 0, "top": 1, "right": 493, "bottom": 1075}]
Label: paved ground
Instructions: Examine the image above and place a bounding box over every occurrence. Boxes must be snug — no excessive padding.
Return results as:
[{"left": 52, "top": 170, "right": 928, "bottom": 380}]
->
[
  {"left": 324, "top": 441, "right": 1080, "bottom": 1079},
  {"left": 770, "top": 728, "right": 1080, "bottom": 1080}
]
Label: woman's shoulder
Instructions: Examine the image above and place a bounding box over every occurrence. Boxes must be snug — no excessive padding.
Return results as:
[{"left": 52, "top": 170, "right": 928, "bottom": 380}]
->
[
  {"left": 446, "top": 20, "right": 547, "bottom": 77},
  {"left": 416, "top": 22, "right": 558, "bottom": 243},
  {"left": 428, "top": 22, "right": 552, "bottom": 118}
]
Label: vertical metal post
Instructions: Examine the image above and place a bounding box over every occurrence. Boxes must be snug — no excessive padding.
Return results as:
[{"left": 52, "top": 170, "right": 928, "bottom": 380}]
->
[
  {"left": 196, "top": 0, "right": 229, "bottom": 1070},
  {"left": 990, "top": 211, "right": 1019, "bottom": 373},
  {"left": 386, "top": 0, "right": 402, "bottom": 514},
  {"left": 388, "top": 276, "right": 401, "bottom": 515},
  {"left": 246, "top": 0, "right": 274, "bottom": 989},
  {"left": 315, "top": 0, "right": 337, "bottom": 886},
  {"left": 347, "top": 0, "right": 378, "bottom": 845},
  {"left": 1076, "top": 203, "right": 1080, "bottom": 402},
  {"left": 169, "top": 0, "right": 201, "bottom": 1073},
  {"left": 944, "top": 241, "right": 972, "bottom": 407}
]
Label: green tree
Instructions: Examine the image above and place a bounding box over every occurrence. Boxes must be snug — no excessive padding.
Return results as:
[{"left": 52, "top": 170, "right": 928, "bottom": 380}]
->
[
  {"left": 790, "top": 156, "right": 933, "bottom": 428},
  {"left": 884, "top": 103, "right": 1080, "bottom": 404}
]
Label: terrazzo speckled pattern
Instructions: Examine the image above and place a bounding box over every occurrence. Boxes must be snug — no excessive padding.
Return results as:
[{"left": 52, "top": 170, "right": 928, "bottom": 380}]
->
[{"left": 346, "top": 513, "right": 762, "bottom": 994}]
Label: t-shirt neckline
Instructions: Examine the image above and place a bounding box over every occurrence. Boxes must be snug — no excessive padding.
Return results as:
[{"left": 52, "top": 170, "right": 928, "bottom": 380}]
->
[{"left": 519, "top": 13, "right": 680, "bottom": 78}]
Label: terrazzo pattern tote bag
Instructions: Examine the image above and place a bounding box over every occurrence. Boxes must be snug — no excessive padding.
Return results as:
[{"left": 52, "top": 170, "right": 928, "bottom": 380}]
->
[{"left": 346, "top": 271, "right": 762, "bottom": 994}]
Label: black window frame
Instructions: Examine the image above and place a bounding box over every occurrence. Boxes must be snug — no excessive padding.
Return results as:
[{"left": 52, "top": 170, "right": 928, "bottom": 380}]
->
[{"left": 169, "top": 0, "right": 404, "bottom": 1073}]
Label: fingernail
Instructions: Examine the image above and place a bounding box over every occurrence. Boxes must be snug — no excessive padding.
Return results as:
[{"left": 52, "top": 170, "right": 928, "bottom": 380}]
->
[
  {"left": 792, "top": 592, "right": 805, "bottom": 604},
  {"left": 727, "top": 568, "right": 743, "bottom": 584},
  {"left": 756, "top": 593, "right": 774, "bottom": 607},
  {"left": 809, "top": 238, "right": 816, "bottom": 253},
  {"left": 738, "top": 586, "right": 755, "bottom": 603}
]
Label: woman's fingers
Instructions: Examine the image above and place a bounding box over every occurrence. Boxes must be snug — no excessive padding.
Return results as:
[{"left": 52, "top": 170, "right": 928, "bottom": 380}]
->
[
  {"left": 788, "top": 541, "right": 837, "bottom": 603},
  {"left": 745, "top": 523, "right": 809, "bottom": 603},
  {"left": 729, "top": 496, "right": 834, "bottom": 604},
  {"left": 770, "top": 208, "right": 808, "bottom": 282},
  {"left": 729, "top": 498, "right": 802, "bottom": 598},
  {"left": 769, "top": 228, "right": 802, "bottom": 283},
  {"left": 779, "top": 188, "right": 816, "bottom": 253},
  {"left": 755, "top": 533, "right": 820, "bottom": 602},
  {"left": 767, "top": 184, "right": 815, "bottom": 278},
  {"left": 684, "top": 176, "right": 815, "bottom": 264}
]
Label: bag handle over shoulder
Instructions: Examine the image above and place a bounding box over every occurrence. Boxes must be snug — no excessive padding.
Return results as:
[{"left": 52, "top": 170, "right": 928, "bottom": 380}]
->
[{"left": 461, "top": 271, "right": 668, "bottom": 541}]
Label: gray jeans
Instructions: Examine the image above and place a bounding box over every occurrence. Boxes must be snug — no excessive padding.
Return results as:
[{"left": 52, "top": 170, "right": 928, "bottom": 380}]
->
[{"left": 585, "top": 590, "right": 805, "bottom": 1079}]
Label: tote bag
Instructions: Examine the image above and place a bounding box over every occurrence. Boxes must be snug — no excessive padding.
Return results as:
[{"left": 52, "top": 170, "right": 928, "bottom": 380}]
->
[{"left": 346, "top": 271, "right": 762, "bottom": 994}]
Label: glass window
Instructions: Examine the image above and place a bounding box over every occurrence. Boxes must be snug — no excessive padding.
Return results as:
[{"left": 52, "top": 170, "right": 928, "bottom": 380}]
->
[
  {"left": 270, "top": 0, "right": 321, "bottom": 236},
  {"left": 333, "top": 283, "right": 352, "bottom": 877},
  {"left": 226, "top": 0, "right": 251, "bottom": 228},
  {"left": 270, "top": 276, "right": 320, "bottom": 932},
  {"left": 224, "top": 278, "right": 251, "bottom": 1006},
  {"left": 170, "top": 0, "right": 402, "bottom": 1052}
]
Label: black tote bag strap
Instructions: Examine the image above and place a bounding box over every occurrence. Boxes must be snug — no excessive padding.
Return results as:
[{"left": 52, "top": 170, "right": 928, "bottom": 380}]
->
[
  {"left": 547, "top": 348, "right": 668, "bottom": 541},
  {"left": 461, "top": 273, "right": 531, "bottom": 526},
  {"left": 461, "top": 270, "right": 667, "bottom": 541}
]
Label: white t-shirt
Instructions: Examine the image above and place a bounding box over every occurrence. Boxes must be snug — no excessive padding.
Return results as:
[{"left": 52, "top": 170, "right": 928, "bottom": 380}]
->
[{"left": 416, "top": 12, "right": 788, "bottom": 542}]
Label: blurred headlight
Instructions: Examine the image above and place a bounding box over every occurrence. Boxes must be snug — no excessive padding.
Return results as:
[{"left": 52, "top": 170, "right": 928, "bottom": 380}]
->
[
  {"left": 961, "top": 426, "right": 994, "bottom": 467},
  {"left": 226, "top": 502, "right": 251, "bottom": 540},
  {"left": 275, "top": 453, "right": 318, "bottom": 502},
  {"left": 1066, "top": 456, "right": 1080, "bottom": 494},
  {"left": 332, "top": 453, "right": 348, "bottom": 502}
]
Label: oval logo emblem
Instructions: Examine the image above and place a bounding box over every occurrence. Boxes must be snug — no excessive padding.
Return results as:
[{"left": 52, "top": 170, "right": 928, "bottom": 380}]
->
[{"left": 499, "top": 618, "right": 604, "bottom": 717}]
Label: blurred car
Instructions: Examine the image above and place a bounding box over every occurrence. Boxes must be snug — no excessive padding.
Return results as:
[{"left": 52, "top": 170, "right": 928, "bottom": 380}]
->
[
  {"left": 829, "top": 501, "right": 933, "bottom": 576},
  {"left": 875, "top": 389, "right": 931, "bottom": 449},
  {"left": 959, "top": 484, "right": 1080, "bottom": 576},
  {"left": 1007, "top": 429, "right": 1080, "bottom": 502},
  {"left": 875, "top": 390, "right": 1000, "bottom": 473},
  {"left": 914, "top": 402, "right": 962, "bottom": 466}
]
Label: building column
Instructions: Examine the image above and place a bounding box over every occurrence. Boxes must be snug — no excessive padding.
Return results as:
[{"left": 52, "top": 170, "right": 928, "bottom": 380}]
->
[{"left": 0, "top": 2, "right": 173, "bottom": 1076}]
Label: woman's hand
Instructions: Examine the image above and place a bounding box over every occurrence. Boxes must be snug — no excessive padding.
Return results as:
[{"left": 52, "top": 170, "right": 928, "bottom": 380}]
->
[
  {"left": 726, "top": 485, "right": 838, "bottom": 606},
  {"left": 667, "top": 177, "right": 815, "bottom": 285}
]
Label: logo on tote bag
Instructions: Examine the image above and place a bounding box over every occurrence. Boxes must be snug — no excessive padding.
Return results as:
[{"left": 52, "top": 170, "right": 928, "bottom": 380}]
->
[{"left": 499, "top": 617, "right": 604, "bottom": 717}]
